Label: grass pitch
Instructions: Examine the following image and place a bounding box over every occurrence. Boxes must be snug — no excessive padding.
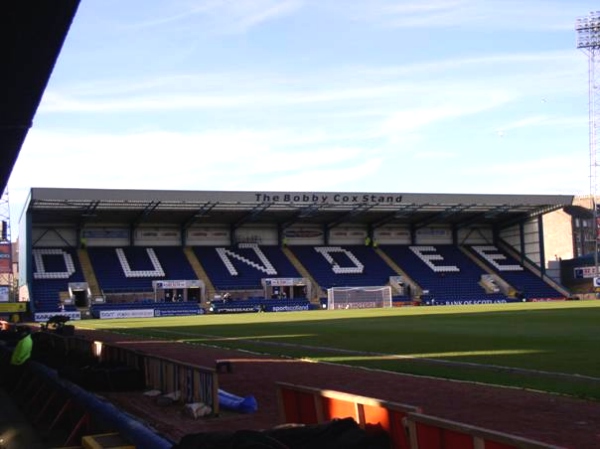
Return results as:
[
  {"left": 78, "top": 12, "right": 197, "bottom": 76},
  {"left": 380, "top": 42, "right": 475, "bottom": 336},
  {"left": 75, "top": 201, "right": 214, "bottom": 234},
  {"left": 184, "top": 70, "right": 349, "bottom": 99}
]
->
[{"left": 76, "top": 301, "right": 600, "bottom": 400}]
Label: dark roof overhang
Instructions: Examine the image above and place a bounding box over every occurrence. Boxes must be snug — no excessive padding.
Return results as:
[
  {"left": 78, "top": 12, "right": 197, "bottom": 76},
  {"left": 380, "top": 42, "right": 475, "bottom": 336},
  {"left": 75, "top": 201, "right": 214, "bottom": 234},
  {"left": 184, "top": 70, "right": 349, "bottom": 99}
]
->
[{"left": 0, "top": 1, "right": 80, "bottom": 193}]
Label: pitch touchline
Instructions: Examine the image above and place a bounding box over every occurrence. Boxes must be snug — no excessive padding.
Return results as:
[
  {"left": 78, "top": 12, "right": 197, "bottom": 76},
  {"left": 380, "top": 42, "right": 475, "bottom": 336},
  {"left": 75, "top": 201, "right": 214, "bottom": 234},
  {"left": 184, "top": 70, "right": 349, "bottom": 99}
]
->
[{"left": 145, "top": 328, "right": 600, "bottom": 384}]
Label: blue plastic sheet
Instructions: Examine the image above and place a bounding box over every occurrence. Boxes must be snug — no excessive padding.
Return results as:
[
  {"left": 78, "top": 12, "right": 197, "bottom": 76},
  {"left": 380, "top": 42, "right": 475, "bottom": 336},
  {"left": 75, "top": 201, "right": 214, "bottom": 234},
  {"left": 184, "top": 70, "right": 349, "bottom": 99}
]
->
[{"left": 218, "top": 388, "right": 258, "bottom": 413}]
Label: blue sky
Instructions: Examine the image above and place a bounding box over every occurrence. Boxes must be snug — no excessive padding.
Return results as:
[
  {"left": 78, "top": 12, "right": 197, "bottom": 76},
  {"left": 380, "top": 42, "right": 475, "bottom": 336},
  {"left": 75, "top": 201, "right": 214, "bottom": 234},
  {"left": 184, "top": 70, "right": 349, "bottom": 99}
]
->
[{"left": 6, "top": 1, "right": 599, "bottom": 228}]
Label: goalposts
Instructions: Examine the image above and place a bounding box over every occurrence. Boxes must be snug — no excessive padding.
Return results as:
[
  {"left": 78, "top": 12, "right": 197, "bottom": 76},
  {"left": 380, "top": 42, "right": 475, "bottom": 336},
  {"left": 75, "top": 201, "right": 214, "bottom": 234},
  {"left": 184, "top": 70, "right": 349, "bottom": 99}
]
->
[{"left": 326, "top": 286, "right": 392, "bottom": 310}]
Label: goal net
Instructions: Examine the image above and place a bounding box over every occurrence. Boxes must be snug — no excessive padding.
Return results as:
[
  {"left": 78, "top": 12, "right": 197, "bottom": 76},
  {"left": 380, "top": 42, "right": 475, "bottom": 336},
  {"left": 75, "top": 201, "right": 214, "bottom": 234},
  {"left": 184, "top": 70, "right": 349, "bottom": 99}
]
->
[{"left": 326, "top": 286, "right": 392, "bottom": 310}]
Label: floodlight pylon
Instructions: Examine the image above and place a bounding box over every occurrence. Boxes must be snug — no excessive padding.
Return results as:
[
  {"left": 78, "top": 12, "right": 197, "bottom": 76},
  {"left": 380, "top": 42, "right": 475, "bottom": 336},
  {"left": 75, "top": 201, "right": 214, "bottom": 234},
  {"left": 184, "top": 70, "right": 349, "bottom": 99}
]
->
[{"left": 576, "top": 11, "right": 600, "bottom": 278}]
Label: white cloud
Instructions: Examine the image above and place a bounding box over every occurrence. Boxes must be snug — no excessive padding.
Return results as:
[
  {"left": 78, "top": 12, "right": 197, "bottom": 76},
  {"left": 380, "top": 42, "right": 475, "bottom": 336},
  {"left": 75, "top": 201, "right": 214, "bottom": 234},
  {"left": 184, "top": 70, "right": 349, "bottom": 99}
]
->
[
  {"left": 230, "top": 0, "right": 303, "bottom": 33},
  {"left": 125, "top": 0, "right": 302, "bottom": 34},
  {"left": 460, "top": 155, "right": 588, "bottom": 195},
  {"left": 123, "top": 1, "right": 222, "bottom": 29},
  {"left": 344, "top": 0, "right": 582, "bottom": 30},
  {"left": 412, "top": 150, "right": 457, "bottom": 160},
  {"left": 39, "top": 48, "right": 583, "bottom": 119},
  {"left": 378, "top": 87, "right": 514, "bottom": 139},
  {"left": 357, "top": 51, "right": 582, "bottom": 80},
  {"left": 496, "top": 115, "right": 587, "bottom": 134},
  {"left": 10, "top": 128, "right": 369, "bottom": 186},
  {"left": 40, "top": 91, "right": 258, "bottom": 113}
]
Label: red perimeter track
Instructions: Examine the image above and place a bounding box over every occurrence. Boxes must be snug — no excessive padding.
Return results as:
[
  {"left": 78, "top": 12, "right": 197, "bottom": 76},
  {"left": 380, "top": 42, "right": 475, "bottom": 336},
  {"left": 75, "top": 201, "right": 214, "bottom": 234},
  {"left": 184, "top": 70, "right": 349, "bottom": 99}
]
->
[{"left": 77, "top": 329, "right": 600, "bottom": 449}]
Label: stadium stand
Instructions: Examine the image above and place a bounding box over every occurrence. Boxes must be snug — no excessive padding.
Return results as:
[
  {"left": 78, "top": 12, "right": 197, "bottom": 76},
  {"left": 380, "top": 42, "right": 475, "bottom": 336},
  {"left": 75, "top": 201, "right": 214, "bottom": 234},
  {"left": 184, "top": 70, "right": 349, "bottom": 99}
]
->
[
  {"left": 31, "top": 248, "right": 85, "bottom": 312},
  {"left": 87, "top": 247, "right": 167, "bottom": 293},
  {"left": 30, "top": 242, "right": 566, "bottom": 315},
  {"left": 153, "top": 246, "right": 198, "bottom": 279},
  {"left": 381, "top": 245, "right": 509, "bottom": 304},
  {"left": 289, "top": 245, "right": 397, "bottom": 289},
  {"left": 467, "top": 245, "right": 564, "bottom": 300},
  {"left": 19, "top": 188, "right": 575, "bottom": 319},
  {"left": 193, "top": 244, "right": 300, "bottom": 291}
]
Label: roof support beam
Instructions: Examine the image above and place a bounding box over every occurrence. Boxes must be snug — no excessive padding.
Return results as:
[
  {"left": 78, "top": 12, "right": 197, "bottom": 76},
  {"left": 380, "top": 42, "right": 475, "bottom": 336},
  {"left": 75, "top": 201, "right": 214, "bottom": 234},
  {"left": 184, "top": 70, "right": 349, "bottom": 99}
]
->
[
  {"left": 230, "top": 201, "right": 274, "bottom": 242},
  {"left": 496, "top": 204, "right": 565, "bottom": 230},
  {"left": 233, "top": 201, "right": 273, "bottom": 228},
  {"left": 326, "top": 203, "right": 377, "bottom": 230},
  {"left": 77, "top": 200, "right": 100, "bottom": 227},
  {"left": 280, "top": 203, "right": 323, "bottom": 231},
  {"left": 372, "top": 204, "right": 424, "bottom": 228},
  {"left": 182, "top": 202, "right": 218, "bottom": 230},
  {"left": 413, "top": 204, "right": 474, "bottom": 230},
  {"left": 131, "top": 200, "right": 161, "bottom": 228}
]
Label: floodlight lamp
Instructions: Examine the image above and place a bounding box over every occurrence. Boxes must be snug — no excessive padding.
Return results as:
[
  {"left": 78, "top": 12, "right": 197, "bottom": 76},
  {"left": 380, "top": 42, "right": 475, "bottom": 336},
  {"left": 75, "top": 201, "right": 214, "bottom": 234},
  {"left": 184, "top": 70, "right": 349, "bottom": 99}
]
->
[{"left": 576, "top": 13, "right": 600, "bottom": 49}]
